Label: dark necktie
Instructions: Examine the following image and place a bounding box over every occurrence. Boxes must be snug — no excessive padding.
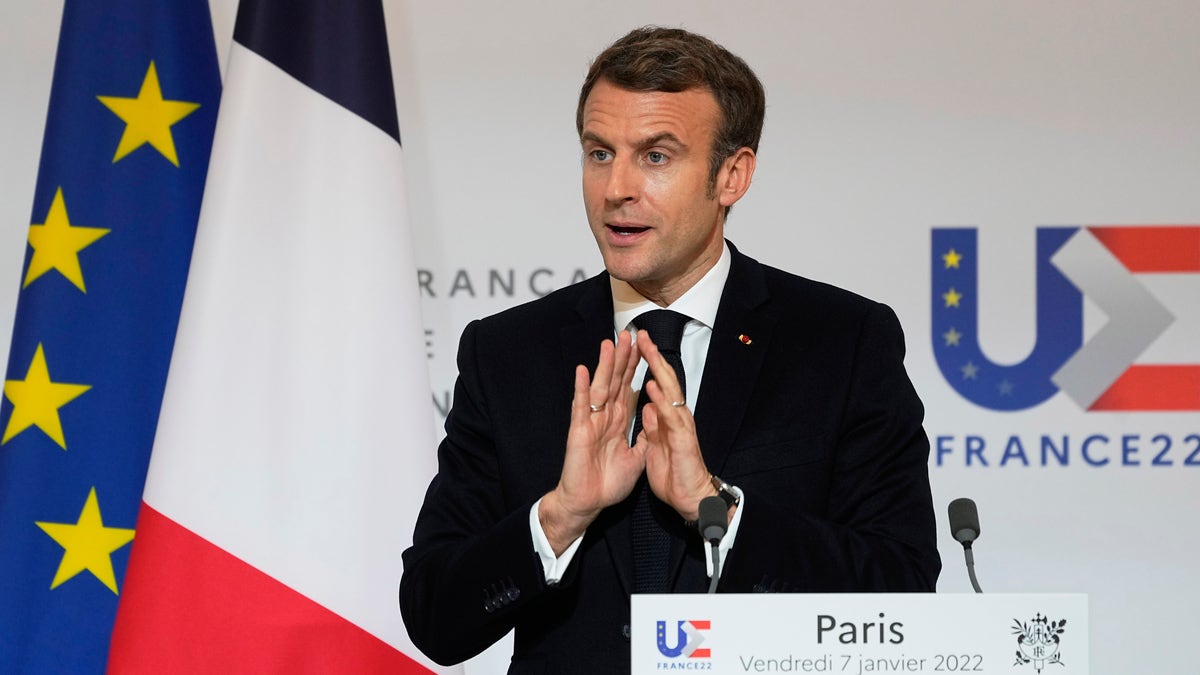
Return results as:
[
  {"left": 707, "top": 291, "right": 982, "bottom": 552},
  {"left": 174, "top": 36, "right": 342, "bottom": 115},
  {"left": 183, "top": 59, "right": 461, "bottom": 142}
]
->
[{"left": 630, "top": 309, "right": 690, "bottom": 594}]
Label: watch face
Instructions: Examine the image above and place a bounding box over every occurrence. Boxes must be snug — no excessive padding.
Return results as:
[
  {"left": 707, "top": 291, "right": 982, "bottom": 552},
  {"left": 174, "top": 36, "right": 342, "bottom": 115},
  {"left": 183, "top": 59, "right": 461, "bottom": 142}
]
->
[{"left": 710, "top": 475, "right": 740, "bottom": 507}]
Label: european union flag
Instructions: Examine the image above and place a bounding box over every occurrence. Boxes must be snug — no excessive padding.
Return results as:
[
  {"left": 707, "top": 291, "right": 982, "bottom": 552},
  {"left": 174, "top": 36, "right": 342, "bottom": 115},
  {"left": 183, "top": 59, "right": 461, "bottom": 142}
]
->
[{"left": 0, "top": 1, "right": 220, "bottom": 671}]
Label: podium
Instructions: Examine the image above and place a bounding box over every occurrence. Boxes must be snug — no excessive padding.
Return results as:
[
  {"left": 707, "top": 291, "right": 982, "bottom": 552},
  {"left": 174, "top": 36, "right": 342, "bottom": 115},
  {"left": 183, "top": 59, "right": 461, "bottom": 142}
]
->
[{"left": 632, "top": 593, "right": 1087, "bottom": 674}]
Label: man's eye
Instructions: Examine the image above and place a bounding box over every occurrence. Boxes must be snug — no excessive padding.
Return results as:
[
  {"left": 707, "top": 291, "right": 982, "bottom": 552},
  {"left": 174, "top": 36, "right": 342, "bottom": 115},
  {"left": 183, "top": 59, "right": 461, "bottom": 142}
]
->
[
  {"left": 646, "top": 151, "right": 666, "bottom": 164},
  {"left": 590, "top": 149, "right": 611, "bottom": 161}
]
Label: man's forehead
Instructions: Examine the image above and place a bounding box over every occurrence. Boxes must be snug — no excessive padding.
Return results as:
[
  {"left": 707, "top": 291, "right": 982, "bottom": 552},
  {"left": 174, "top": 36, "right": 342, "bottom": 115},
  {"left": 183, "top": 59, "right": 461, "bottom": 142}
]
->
[
  {"left": 580, "top": 81, "right": 719, "bottom": 142},
  {"left": 582, "top": 79, "right": 718, "bottom": 113}
]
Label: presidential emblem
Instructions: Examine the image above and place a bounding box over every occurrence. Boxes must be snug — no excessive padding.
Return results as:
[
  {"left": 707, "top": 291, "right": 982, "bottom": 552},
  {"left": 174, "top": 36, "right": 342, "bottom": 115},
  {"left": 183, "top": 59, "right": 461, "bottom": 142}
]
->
[{"left": 1012, "top": 613, "right": 1066, "bottom": 672}]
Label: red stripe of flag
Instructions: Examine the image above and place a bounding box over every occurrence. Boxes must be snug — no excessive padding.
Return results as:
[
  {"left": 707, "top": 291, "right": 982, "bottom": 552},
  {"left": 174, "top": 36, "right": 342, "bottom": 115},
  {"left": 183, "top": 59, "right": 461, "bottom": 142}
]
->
[
  {"left": 108, "top": 504, "right": 433, "bottom": 674},
  {"left": 1089, "top": 365, "right": 1200, "bottom": 411},
  {"left": 1089, "top": 226, "right": 1200, "bottom": 273}
]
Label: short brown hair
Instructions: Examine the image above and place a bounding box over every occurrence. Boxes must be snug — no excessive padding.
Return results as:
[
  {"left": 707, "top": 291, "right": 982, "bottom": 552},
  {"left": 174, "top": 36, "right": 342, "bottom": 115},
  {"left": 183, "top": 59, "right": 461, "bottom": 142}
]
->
[{"left": 576, "top": 26, "right": 766, "bottom": 189}]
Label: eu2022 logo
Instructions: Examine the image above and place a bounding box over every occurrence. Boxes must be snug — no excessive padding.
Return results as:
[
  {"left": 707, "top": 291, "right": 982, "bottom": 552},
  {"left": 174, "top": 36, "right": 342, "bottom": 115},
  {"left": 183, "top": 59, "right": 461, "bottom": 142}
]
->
[
  {"left": 656, "top": 619, "right": 711, "bottom": 659},
  {"left": 931, "top": 226, "right": 1199, "bottom": 412}
]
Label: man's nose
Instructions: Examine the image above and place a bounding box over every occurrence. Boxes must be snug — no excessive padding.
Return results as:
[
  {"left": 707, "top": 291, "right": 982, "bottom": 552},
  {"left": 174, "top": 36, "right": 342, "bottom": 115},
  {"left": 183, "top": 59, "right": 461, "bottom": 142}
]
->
[{"left": 605, "top": 158, "right": 639, "bottom": 203}]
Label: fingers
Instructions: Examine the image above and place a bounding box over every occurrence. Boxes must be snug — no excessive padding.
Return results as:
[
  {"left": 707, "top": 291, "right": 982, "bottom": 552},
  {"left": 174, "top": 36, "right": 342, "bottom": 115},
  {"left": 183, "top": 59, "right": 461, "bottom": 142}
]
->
[
  {"left": 609, "top": 330, "right": 634, "bottom": 402},
  {"left": 638, "top": 330, "right": 696, "bottom": 446},
  {"left": 640, "top": 378, "right": 708, "bottom": 518},
  {"left": 589, "top": 339, "right": 615, "bottom": 408},
  {"left": 642, "top": 379, "right": 690, "bottom": 431},
  {"left": 570, "top": 363, "right": 593, "bottom": 421},
  {"left": 640, "top": 391, "right": 660, "bottom": 440},
  {"left": 637, "top": 333, "right": 686, "bottom": 410}
]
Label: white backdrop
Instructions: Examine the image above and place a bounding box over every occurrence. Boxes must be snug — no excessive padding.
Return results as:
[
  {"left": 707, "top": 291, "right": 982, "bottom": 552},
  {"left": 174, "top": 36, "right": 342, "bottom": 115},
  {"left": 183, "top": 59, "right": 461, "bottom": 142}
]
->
[{"left": 2, "top": 2, "right": 1197, "bottom": 673}]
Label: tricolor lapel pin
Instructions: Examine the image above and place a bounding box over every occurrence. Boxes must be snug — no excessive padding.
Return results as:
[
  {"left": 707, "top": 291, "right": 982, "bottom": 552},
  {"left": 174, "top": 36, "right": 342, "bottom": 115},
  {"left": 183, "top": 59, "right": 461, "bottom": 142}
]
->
[{"left": 738, "top": 334, "right": 752, "bottom": 345}]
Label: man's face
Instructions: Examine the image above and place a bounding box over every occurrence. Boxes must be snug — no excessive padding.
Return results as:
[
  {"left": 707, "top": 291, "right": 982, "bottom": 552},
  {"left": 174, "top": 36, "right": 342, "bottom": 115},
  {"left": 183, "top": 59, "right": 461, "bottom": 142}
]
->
[{"left": 580, "top": 79, "right": 728, "bottom": 304}]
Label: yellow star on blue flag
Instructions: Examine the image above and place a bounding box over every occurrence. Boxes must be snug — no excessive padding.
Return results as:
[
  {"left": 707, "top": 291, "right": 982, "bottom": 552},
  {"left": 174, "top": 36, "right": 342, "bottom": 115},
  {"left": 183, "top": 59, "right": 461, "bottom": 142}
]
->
[
  {"left": 2, "top": 343, "right": 91, "bottom": 449},
  {"left": 36, "top": 488, "right": 135, "bottom": 594},
  {"left": 24, "top": 187, "right": 110, "bottom": 292},
  {"left": 98, "top": 61, "right": 202, "bottom": 167}
]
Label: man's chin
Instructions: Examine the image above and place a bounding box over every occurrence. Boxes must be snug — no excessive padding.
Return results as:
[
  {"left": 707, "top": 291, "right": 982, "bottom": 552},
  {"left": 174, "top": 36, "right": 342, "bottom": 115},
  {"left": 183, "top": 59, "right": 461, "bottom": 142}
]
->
[{"left": 601, "top": 257, "right": 650, "bottom": 284}]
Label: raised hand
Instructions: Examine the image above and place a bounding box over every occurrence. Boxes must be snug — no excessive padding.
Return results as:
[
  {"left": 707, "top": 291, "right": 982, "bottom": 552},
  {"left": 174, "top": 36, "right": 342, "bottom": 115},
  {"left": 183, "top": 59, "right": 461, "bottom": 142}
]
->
[{"left": 540, "top": 330, "right": 643, "bottom": 554}]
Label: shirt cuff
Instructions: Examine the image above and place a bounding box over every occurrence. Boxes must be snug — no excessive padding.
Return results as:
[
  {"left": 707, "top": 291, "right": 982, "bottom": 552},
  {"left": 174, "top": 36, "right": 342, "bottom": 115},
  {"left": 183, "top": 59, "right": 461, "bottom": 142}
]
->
[{"left": 530, "top": 497, "right": 584, "bottom": 584}]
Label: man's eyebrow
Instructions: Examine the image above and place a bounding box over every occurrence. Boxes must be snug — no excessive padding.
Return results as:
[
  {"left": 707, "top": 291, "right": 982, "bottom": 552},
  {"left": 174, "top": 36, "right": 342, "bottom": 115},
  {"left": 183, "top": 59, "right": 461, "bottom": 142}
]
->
[
  {"left": 637, "top": 132, "right": 685, "bottom": 150},
  {"left": 580, "top": 130, "right": 610, "bottom": 147},
  {"left": 579, "top": 130, "right": 686, "bottom": 150}
]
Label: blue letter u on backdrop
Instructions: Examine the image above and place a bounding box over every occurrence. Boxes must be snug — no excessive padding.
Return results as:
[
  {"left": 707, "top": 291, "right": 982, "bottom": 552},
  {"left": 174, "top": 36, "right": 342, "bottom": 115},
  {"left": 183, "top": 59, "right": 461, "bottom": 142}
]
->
[
  {"left": 931, "top": 227, "right": 1083, "bottom": 411},
  {"left": 656, "top": 620, "right": 687, "bottom": 657}
]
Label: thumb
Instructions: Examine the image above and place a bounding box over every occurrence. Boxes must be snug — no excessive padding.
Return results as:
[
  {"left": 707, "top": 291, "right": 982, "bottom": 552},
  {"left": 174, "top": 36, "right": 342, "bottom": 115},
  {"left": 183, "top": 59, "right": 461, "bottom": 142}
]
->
[{"left": 641, "top": 401, "right": 660, "bottom": 442}]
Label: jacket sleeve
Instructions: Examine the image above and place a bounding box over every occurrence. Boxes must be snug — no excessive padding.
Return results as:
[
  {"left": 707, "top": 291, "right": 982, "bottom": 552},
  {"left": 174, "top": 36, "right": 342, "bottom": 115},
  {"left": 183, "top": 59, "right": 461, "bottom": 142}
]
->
[{"left": 399, "top": 320, "right": 562, "bottom": 666}]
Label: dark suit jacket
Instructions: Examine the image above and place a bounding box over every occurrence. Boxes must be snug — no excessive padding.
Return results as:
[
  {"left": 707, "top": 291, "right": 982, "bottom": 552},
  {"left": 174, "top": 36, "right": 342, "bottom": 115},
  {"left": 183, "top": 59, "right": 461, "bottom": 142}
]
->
[{"left": 400, "top": 243, "right": 939, "bottom": 673}]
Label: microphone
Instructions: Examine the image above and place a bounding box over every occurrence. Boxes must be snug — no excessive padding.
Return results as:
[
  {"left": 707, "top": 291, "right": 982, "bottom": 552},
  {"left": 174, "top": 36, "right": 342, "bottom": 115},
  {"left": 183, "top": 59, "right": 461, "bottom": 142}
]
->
[
  {"left": 947, "top": 498, "right": 983, "bottom": 593},
  {"left": 697, "top": 496, "right": 728, "bottom": 543},
  {"left": 697, "top": 496, "right": 728, "bottom": 594}
]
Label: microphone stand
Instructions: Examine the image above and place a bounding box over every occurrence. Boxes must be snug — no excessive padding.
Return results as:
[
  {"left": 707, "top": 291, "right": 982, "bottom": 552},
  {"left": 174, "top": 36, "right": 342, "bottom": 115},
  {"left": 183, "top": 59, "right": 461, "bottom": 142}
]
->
[
  {"left": 961, "top": 541, "right": 982, "bottom": 593},
  {"left": 707, "top": 542, "right": 721, "bottom": 594}
]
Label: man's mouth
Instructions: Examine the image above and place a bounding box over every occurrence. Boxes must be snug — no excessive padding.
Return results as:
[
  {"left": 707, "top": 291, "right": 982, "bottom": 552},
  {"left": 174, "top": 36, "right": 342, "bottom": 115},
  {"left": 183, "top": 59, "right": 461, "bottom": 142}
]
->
[{"left": 608, "top": 223, "right": 650, "bottom": 236}]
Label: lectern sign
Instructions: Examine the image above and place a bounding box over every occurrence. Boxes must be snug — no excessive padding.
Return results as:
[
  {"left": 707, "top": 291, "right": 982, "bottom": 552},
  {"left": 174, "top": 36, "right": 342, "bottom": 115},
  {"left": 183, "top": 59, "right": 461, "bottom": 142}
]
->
[{"left": 631, "top": 593, "right": 1088, "bottom": 674}]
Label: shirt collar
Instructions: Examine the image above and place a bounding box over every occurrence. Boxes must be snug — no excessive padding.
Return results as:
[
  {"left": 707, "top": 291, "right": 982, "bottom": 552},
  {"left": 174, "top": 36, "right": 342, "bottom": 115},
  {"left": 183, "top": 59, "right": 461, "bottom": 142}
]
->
[{"left": 611, "top": 241, "right": 731, "bottom": 332}]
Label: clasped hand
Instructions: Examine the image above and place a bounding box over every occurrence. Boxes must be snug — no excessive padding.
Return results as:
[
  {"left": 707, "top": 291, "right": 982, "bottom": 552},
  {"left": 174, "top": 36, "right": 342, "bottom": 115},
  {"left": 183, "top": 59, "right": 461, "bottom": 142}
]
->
[{"left": 539, "top": 330, "right": 713, "bottom": 554}]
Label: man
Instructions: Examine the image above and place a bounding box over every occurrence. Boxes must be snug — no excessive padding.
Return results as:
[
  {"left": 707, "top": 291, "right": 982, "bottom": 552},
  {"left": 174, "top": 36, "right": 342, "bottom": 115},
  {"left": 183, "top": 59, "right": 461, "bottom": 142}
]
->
[{"left": 400, "top": 26, "right": 939, "bottom": 673}]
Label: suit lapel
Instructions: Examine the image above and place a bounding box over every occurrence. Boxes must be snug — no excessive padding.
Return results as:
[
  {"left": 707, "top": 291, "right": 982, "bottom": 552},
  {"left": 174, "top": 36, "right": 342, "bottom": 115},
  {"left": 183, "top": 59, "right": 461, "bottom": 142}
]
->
[
  {"left": 692, "top": 246, "right": 774, "bottom": 475},
  {"left": 559, "top": 273, "right": 615, "bottom": 375}
]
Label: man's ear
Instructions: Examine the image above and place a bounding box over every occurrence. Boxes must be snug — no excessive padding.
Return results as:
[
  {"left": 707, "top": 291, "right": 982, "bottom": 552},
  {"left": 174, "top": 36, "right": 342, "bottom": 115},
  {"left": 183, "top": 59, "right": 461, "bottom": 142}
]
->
[{"left": 716, "top": 147, "right": 756, "bottom": 208}]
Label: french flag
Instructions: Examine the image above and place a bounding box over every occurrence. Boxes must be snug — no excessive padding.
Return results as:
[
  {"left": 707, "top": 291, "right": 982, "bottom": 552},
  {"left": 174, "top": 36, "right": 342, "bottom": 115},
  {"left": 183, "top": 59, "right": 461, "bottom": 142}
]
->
[{"left": 108, "top": 1, "right": 450, "bottom": 672}]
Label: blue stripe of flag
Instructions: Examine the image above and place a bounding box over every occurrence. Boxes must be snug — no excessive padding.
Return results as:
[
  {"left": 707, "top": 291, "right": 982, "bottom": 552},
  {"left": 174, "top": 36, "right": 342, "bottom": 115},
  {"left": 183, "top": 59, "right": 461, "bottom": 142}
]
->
[{"left": 233, "top": 0, "right": 401, "bottom": 143}]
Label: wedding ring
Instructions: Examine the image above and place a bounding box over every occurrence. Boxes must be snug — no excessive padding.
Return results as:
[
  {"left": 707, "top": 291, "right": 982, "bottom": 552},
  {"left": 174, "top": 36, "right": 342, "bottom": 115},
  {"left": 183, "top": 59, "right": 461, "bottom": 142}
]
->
[
  {"left": 670, "top": 400, "right": 687, "bottom": 407},
  {"left": 589, "top": 403, "right": 606, "bottom": 413}
]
